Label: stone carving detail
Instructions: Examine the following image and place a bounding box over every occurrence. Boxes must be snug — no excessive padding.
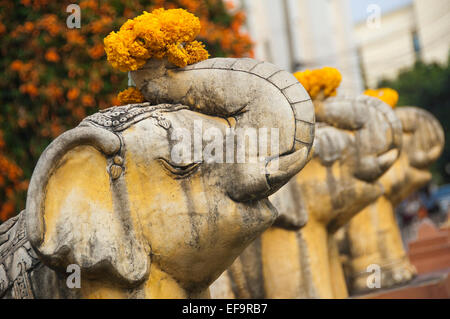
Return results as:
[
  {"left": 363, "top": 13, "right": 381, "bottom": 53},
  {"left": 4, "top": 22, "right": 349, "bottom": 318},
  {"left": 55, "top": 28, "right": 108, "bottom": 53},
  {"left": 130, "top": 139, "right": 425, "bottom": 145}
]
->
[
  {"left": 82, "top": 103, "right": 189, "bottom": 180},
  {"left": 0, "top": 212, "right": 40, "bottom": 299},
  {"left": 344, "top": 107, "right": 445, "bottom": 293},
  {"left": 210, "top": 94, "right": 402, "bottom": 299},
  {"left": 0, "top": 264, "right": 8, "bottom": 294},
  {"left": 109, "top": 164, "right": 122, "bottom": 180},
  {"left": 132, "top": 58, "right": 316, "bottom": 157},
  {"left": 1, "top": 58, "right": 315, "bottom": 298},
  {"left": 11, "top": 247, "right": 35, "bottom": 299},
  {"left": 82, "top": 102, "right": 188, "bottom": 132}
]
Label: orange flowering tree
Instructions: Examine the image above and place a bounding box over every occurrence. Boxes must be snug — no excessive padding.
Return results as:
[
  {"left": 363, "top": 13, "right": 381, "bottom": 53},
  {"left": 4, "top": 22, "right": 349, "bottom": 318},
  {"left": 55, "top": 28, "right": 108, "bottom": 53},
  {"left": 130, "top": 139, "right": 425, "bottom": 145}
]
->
[{"left": 0, "top": 0, "right": 253, "bottom": 222}]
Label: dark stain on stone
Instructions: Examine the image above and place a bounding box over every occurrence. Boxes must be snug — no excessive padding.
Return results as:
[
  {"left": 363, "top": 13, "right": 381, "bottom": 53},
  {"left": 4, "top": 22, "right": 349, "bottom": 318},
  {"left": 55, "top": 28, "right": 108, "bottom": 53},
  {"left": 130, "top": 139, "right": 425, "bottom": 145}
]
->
[
  {"left": 179, "top": 179, "right": 201, "bottom": 249},
  {"left": 238, "top": 236, "right": 265, "bottom": 298}
]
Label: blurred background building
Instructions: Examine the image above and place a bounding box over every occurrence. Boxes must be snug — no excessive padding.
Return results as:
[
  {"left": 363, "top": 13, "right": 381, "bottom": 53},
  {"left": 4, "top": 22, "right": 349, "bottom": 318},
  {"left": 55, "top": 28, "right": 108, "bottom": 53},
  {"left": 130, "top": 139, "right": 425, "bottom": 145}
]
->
[
  {"left": 230, "top": 0, "right": 450, "bottom": 92},
  {"left": 230, "top": 0, "right": 363, "bottom": 95},
  {"left": 354, "top": 0, "right": 450, "bottom": 87}
]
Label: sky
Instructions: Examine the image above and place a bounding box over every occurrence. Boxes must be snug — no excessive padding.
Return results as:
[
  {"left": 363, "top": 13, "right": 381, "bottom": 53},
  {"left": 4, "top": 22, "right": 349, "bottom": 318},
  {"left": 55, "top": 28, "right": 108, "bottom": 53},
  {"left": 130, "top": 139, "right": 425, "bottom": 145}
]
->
[{"left": 350, "top": 0, "right": 412, "bottom": 23}]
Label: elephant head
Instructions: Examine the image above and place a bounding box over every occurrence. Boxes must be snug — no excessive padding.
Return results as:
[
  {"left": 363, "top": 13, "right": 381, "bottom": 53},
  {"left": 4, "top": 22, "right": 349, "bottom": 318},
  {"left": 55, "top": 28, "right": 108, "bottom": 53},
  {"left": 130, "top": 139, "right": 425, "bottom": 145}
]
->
[
  {"left": 25, "top": 58, "right": 314, "bottom": 297},
  {"left": 382, "top": 106, "right": 444, "bottom": 205},
  {"left": 282, "top": 94, "right": 402, "bottom": 233},
  {"left": 131, "top": 58, "right": 315, "bottom": 200}
]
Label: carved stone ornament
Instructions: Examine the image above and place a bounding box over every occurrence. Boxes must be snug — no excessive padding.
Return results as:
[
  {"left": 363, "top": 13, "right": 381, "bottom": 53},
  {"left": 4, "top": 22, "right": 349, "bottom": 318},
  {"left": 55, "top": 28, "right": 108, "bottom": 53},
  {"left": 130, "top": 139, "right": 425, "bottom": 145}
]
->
[
  {"left": 82, "top": 102, "right": 188, "bottom": 132},
  {"left": 0, "top": 213, "right": 39, "bottom": 299}
]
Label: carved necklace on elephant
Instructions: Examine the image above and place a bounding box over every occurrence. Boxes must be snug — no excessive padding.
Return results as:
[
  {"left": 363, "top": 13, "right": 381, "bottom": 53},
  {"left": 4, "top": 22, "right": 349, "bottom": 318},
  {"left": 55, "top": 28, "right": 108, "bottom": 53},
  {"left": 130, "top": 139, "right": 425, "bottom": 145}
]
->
[
  {"left": 0, "top": 213, "right": 40, "bottom": 299},
  {"left": 81, "top": 102, "right": 188, "bottom": 132}
]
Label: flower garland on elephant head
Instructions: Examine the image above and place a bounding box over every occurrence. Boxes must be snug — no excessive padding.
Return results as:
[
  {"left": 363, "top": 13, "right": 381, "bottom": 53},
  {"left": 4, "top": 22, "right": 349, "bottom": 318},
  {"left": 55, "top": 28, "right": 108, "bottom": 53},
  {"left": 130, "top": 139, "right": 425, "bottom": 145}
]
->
[
  {"left": 293, "top": 68, "right": 399, "bottom": 109},
  {"left": 293, "top": 67, "right": 342, "bottom": 101},
  {"left": 364, "top": 88, "right": 399, "bottom": 108},
  {"left": 117, "top": 87, "right": 146, "bottom": 105},
  {"left": 104, "top": 8, "right": 210, "bottom": 105}
]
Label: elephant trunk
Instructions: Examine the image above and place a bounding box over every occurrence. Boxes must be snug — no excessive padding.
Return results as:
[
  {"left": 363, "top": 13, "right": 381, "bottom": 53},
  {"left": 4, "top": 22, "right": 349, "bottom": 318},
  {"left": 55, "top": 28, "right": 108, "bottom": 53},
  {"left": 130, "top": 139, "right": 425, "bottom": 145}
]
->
[
  {"left": 131, "top": 58, "right": 315, "bottom": 201},
  {"left": 395, "top": 107, "right": 444, "bottom": 169},
  {"left": 315, "top": 95, "right": 403, "bottom": 182}
]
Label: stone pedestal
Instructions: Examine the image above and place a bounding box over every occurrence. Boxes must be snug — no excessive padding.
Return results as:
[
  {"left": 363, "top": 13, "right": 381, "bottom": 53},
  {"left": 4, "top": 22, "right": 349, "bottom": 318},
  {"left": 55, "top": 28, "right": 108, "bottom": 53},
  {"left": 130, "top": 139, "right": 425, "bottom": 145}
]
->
[
  {"left": 408, "top": 219, "right": 450, "bottom": 274},
  {"left": 356, "top": 268, "right": 450, "bottom": 299},
  {"left": 353, "top": 219, "right": 450, "bottom": 298}
]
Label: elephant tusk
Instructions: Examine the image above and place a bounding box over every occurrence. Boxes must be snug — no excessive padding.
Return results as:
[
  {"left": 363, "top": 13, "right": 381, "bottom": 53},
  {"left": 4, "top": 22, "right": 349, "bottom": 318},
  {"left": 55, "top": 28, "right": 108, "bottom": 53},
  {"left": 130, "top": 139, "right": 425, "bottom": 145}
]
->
[
  {"left": 377, "top": 148, "right": 399, "bottom": 172},
  {"left": 266, "top": 146, "right": 309, "bottom": 189}
]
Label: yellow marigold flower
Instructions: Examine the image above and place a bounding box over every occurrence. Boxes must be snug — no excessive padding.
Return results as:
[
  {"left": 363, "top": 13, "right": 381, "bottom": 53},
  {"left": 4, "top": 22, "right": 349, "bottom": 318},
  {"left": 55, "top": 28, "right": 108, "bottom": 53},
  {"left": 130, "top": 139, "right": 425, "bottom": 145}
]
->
[
  {"left": 129, "top": 39, "right": 151, "bottom": 60},
  {"left": 104, "top": 8, "right": 209, "bottom": 71},
  {"left": 104, "top": 31, "right": 146, "bottom": 72},
  {"left": 117, "top": 87, "right": 145, "bottom": 105},
  {"left": 120, "top": 19, "right": 136, "bottom": 31},
  {"left": 294, "top": 67, "right": 342, "bottom": 99},
  {"left": 153, "top": 8, "right": 201, "bottom": 44},
  {"left": 166, "top": 41, "right": 210, "bottom": 68},
  {"left": 132, "top": 12, "right": 166, "bottom": 52},
  {"left": 364, "top": 88, "right": 399, "bottom": 108},
  {"left": 185, "top": 41, "right": 210, "bottom": 65},
  {"left": 167, "top": 44, "right": 189, "bottom": 68}
]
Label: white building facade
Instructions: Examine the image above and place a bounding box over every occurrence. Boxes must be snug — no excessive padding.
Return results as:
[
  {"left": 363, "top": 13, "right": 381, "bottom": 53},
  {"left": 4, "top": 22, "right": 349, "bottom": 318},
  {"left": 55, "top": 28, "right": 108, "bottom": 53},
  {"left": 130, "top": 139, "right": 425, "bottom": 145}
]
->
[
  {"left": 231, "top": 0, "right": 364, "bottom": 95},
  {"left": 230, "top": 0, "right": 449, "bottom": 92},
  {"left": 354, "top": 0, "right": 450, "bottom": 88}
]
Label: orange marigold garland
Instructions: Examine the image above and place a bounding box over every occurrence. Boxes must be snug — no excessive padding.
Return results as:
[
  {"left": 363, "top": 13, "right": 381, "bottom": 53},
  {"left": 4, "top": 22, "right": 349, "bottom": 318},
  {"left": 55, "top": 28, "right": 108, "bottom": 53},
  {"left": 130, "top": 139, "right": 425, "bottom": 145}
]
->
[
  {"left": 117, "top": 87, "right": 145, "bottom": 105},
  {"left": 185, "top": 41, "right": 209, "bottom": 65},
  {"left": 364, "top": 88, "right": 399, "bottom": 108},
  {"left": 104, "top": 8, "right": 210, "bottom": 71},
  {"left": 294, "top": 67, "right": 342, "bottom": 100}
]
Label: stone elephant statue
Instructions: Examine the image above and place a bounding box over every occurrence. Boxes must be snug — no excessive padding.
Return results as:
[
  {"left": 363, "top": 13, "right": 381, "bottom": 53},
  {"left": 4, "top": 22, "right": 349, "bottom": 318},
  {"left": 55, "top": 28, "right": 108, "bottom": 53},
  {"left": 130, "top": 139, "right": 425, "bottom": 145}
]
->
[
  {"left": 210, "top": 95, "right": 402, "bottom": 299},
  {"left": 0, "top": 58, "right": 315, "bottom": 299},
  {"left": 343, "top": 107, "right": 444, "bottom": 294}
]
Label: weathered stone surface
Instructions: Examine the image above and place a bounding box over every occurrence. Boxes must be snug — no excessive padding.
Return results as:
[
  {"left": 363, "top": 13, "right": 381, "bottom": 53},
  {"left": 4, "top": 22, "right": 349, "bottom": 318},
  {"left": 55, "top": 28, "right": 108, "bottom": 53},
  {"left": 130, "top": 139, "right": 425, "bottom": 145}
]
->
[
  {"left": 131, "top": 57, "right": 315, "bottom": 160},
  {"left": 1, "top": 58, "right": 315, "bottom": 299},
  {"left": 210, "top": 95, "right": 402, "bottom": 299},
  {"left": 0, "top": 212, "right": 78, "bottom": 299},
  {"left": 344, "top": 107, "right": 444, "bottom": 294}
]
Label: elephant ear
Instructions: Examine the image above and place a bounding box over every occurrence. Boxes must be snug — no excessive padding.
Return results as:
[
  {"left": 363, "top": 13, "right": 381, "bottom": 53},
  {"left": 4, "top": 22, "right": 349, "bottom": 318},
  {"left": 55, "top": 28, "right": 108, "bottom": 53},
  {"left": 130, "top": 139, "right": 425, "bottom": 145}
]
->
[{"left": 25, "top": 124, "right": 149, "bottom": 286}]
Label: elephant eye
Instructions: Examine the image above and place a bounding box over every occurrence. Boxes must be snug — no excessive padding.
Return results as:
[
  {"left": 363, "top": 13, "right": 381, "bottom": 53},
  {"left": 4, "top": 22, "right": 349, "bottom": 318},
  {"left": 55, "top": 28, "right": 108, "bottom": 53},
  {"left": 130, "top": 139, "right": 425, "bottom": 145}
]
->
[{"left": 158, "top": 158, "right": 201, "bottom": 178}]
